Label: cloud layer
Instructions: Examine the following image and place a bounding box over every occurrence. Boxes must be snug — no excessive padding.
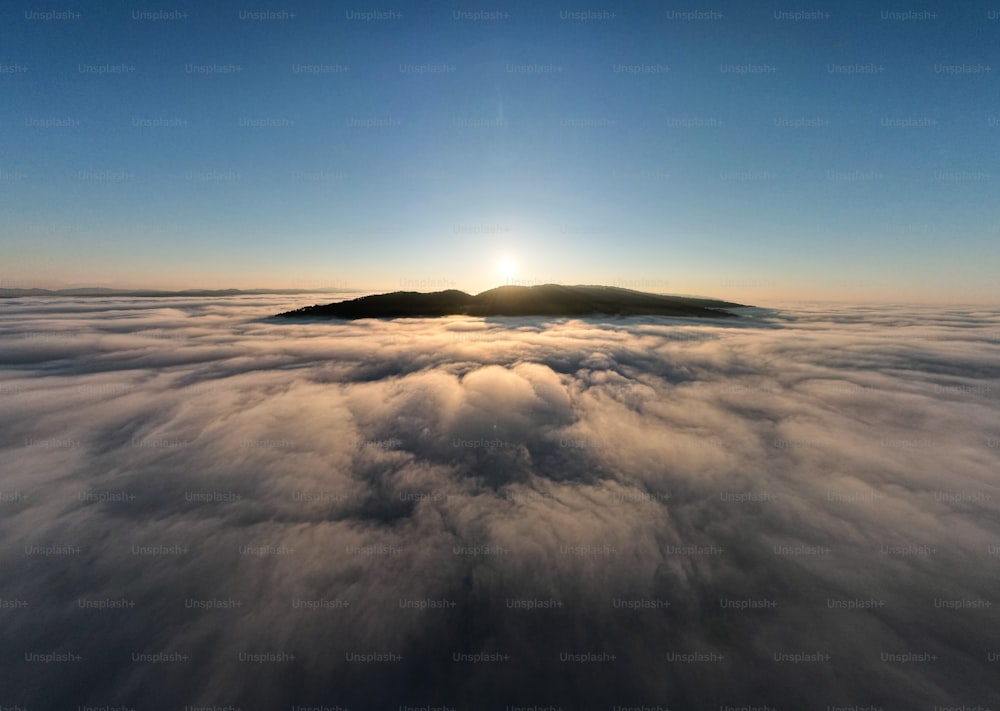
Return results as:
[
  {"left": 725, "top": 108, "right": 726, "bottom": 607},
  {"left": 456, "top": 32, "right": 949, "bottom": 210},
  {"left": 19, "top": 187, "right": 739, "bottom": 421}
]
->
[{"left": 2, "top": 295, "right": 999, "bottom": 710}]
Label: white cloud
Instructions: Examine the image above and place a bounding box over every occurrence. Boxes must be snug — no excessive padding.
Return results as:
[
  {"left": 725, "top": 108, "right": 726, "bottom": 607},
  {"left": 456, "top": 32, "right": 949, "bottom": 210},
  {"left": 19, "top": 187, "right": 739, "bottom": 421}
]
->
[{"left": 1, "top": 296, "right": 998, "bottom": 707}]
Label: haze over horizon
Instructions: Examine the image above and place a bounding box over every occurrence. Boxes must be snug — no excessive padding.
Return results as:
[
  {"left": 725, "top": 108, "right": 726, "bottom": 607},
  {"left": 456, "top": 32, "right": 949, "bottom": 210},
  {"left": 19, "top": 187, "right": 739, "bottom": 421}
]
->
[{"left": 3, "top": 0, "right": 998, "bottom": 303}]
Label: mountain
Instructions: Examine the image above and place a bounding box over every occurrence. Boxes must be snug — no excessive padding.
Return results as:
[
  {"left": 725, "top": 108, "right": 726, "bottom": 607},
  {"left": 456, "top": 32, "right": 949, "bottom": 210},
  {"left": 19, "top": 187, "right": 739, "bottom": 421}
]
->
[
  {"left": 275, "top": 284, "right": 748, "bottom": 319},
  {"left": 0, "top": 287, "right": 358, "bottom": 298}
]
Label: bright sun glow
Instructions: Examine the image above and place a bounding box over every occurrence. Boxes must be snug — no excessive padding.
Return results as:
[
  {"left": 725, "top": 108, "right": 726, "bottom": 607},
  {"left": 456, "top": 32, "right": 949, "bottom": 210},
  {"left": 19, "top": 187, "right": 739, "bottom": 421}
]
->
[{"left": 496, "top": 257, "right": 516, "bottom": 279}]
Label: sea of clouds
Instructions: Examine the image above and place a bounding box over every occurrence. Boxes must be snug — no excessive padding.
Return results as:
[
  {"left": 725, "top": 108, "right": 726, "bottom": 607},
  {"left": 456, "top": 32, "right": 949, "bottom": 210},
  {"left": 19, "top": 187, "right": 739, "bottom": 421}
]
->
[{"left": 1, "top": 294, "right": 998, "bottom": 710}]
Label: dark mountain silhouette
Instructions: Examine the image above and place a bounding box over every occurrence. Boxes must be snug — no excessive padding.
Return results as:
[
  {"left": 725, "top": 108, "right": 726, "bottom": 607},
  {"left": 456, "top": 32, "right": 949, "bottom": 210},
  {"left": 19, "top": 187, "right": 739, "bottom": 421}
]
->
[{"left": 275, "top": 284, "right": 748, "bottom": 319}]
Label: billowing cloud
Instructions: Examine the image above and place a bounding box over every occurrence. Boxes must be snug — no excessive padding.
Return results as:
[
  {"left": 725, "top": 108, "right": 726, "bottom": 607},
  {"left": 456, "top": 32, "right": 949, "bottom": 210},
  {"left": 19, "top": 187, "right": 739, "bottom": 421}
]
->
[{"left": 1, "top": 295, "right": 998, "bottom": 709}]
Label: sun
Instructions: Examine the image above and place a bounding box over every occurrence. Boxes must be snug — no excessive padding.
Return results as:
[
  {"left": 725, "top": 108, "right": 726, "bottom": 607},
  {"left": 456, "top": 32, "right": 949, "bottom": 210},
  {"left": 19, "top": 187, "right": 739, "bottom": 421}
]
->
[{"left": 496, "top": 256, "right": 516, "bottom": 280}]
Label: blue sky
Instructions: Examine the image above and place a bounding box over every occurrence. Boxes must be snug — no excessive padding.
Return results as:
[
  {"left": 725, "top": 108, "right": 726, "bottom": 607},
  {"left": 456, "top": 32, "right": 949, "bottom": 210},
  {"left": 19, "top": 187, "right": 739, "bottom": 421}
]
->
[{"left": 2, "top": 0, "right": 998, "bottom": 301}]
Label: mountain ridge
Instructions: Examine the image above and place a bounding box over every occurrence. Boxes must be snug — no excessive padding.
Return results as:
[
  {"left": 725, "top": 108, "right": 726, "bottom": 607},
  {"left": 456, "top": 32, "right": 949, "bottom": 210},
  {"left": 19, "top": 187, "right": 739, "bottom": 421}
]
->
[
  {"left": 275, "top": 284, "right": 748, "bottom": 319},
  {"left": 0, "top": 287, "right": 359, "bottom": 298}
]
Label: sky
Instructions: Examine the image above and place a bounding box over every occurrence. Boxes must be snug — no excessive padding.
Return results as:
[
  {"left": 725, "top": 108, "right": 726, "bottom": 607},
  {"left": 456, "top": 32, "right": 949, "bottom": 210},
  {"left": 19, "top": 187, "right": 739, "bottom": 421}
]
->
[{"left": 2, "top": 0, "right": 998, "bottom": 302}]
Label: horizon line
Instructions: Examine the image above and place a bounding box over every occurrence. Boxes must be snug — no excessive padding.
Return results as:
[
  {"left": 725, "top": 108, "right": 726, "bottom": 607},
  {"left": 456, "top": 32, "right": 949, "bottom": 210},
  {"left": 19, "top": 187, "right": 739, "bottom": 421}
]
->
[{"left": 1, "top": 284, "right": 998, "bottom": 307}]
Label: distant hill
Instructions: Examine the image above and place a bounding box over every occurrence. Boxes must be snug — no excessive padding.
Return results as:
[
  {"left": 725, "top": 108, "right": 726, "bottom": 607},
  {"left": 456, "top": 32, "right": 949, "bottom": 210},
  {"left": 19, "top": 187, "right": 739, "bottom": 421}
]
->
[
  {"left": 275, "top": 284, "right": 748, "bottom": 319},
  {"left": 0, "top": 287, "right": 357, "bottom": 298}
]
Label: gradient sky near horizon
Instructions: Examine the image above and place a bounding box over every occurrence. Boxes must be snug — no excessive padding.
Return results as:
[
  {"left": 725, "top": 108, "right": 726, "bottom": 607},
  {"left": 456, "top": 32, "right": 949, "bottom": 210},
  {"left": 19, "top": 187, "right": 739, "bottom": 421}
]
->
[{"left": 2, "top": 0, "right": 998, "bottom": 302}]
